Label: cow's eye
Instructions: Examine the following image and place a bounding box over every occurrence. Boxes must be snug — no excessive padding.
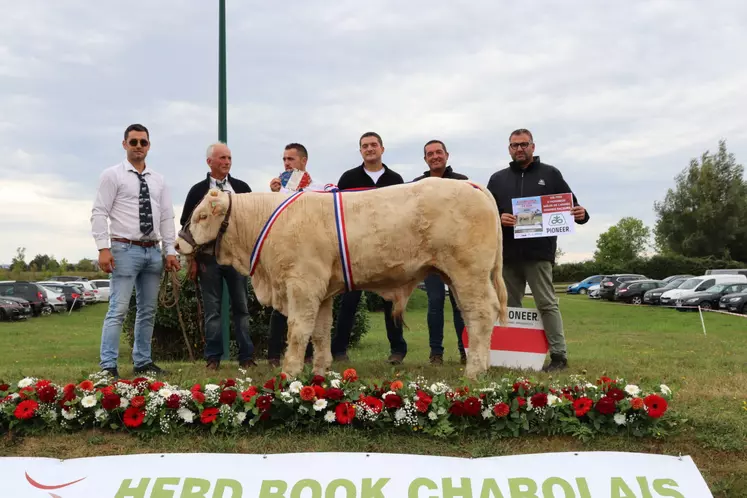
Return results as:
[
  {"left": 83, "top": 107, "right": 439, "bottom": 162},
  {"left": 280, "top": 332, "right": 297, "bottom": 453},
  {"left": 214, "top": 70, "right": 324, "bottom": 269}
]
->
[{"left": 199, "top": 213, "right": 208, "bottom": 220}]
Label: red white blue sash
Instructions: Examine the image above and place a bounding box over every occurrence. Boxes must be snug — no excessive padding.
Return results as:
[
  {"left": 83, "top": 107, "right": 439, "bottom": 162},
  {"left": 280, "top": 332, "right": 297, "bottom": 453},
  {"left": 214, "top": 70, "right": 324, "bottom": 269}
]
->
[
  {"left": 332, "top": 191, "right": 354, "bottom": 292},
  {"left": 249, "top": 191, "right": 305, "bottom": 276}
]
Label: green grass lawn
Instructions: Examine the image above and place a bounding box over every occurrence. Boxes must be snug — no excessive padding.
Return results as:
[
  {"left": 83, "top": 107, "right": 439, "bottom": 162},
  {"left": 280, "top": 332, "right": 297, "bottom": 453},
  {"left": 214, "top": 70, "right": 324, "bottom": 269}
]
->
[{"left": 1, "top": 291, "right": 746, "bottom": 496}]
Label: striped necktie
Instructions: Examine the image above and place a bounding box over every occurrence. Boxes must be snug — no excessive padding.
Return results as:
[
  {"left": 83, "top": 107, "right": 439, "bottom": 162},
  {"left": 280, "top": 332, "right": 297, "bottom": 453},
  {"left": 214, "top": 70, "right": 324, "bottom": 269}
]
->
[{"left": 130, "top": 170, "right": 154, "bottom": 236}]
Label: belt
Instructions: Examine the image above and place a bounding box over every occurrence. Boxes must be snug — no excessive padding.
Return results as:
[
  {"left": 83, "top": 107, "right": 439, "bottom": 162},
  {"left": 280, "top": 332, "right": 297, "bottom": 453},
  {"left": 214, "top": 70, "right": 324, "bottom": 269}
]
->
[{"left": 111, "top": 237, "right": 158, "bottom": 247}]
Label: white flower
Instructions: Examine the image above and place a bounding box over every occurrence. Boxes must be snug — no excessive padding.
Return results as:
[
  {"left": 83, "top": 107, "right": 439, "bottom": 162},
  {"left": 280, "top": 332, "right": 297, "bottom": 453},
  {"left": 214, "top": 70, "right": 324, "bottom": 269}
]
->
[
  {"left": 437, "top": 407, "right": 447, "bottom": 416},
  {"left": 81, "top": 395, "right": 97, "bottom": 408},
  {"left": 614, "top": 413, "right": 627, "bottom": 426},
  {"left": 177, "top": 407, "right": 195, "bottom": 423},
  {"left": 547, "top": 394, "right": 560, "bottom": 406},
  {"left": 94, "top": 409, "right": 107, "bottom": 421},
  {"left": 624, "top": 384, "right": 640, "bottom": 396},
  {"left": 205, "top": 384, "right": 220, "bottom": 392},
  {"left": 61, "top": 408, "right": 77, "bottom": 420},
  {"left": 280, "top": 392, "right": 294, "bottom": 404},
  {"left": 428, "top": 411, "right": 438, "bottom": 421},
  {"left": 481, "top": 409, "right": 492, "bottom": 419},
  {"left": 660, "top": 384, "right": 671, "bottom": 396},
  {"left": 313, "top": 399, "right": 328, "bottom": 411},
  {"left": 120, "top": 397, "right": 129, "bottom": 409},
  {"left": 394, "top": 408, "right": 406, "bottom": 421},
  {"left": 330, "top": 379, "right": 341, "bottom": 389},
  {"left": 236, "top": 412, "right": 246, "bottom": 424},
  {"left": 17, "top": 378, "right": 34, "bottom": 389},
  {"left": 288, "top": 381, "right": 303, "bottom": 394},
  {"left": 158, "top": 388, "right": 173, "bottom": 399},
  {"left": 298, "top": 405, "right": 309, "bottom": 415},
  {"left": 324, "top": 411, "right": 336, "bottom": 423}
]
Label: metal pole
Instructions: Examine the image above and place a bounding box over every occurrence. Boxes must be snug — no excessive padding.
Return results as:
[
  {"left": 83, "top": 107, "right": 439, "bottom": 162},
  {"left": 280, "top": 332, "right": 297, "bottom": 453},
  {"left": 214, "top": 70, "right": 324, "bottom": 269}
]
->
[{"left": 218, "top": 0, "right": 230, "bottom": 360}]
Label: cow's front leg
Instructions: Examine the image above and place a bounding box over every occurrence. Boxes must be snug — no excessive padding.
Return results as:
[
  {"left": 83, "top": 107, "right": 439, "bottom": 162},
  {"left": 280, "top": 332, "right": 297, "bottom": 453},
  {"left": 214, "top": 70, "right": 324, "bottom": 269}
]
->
[
  {"left": 282, "top": 291, "right": 321, "bottom": 378},
  {"left": 311, "top": 297, "right": 333, "bottom": 376}
]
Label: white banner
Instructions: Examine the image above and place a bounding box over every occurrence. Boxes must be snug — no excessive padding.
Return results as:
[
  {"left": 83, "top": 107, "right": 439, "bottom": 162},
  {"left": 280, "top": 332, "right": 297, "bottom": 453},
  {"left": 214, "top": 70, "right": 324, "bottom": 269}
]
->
[{"left": 2, "top": 451, "right": 712, "bottom": 497}]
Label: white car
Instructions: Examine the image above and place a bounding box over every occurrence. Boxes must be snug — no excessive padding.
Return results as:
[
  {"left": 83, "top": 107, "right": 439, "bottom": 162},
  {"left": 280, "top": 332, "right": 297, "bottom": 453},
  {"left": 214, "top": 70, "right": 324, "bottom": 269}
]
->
[
  {"left": 90, "top": 279, "right": 111, "bottom": 302},
  {"left": 39, "top": 285, "right": 67, "bottom": 313},
  {"left": 660, "top": 274, "right": 747, "bottom": 307},
  {"left": 588, "top": 284, "right": 601, "bottom": 299}
]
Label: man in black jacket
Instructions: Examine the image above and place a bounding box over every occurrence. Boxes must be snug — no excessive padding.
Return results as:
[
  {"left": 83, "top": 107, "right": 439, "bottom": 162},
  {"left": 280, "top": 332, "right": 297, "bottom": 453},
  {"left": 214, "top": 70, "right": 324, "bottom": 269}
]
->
[
  {"left": 180, "top": 141, "right": 256, "bottom": 370},
  {"left": 330, "top": 131, "right": 408, "bottom": 365},
  {"left": 413, "top": 140, "right": 468, "bottom": 365},
  {"left": 486, "top": 129, "right": 589, "bottom": 372}
]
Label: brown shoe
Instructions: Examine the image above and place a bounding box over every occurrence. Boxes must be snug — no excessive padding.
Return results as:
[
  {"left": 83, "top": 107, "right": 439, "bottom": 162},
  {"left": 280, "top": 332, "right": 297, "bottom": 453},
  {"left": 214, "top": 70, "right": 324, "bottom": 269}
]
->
[
  {"left": 387, "top": 353, "right": 405, "bottom": 365},
  {"left": 206, "top": 359, "right": 220, "bottom": 371},
  {"left": 429, "top": 354, "right": 443, "bottom": 365},
  {"left": 239, "top": 359, "right": 258, "bottom": 369}
]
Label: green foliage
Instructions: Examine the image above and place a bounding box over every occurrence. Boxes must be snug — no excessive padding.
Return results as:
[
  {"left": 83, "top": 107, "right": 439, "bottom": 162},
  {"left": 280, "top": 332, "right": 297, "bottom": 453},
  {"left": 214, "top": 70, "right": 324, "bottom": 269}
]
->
[
  {"left": 654, "top": 140, "right": 747, "bottom": 261},
  {"left": 553, "top": 253, "right": 747, "bottom": 283},
  {"left": 593, "top": 217, "right": 651, "bottom": 265},
  {"left": 123, "top": 274, "right": 370, "bottom": 361},
  {"left": 76, "top": 258, "right": 96, "bottom": 272},
  {"left": 11, "top": 247, "right": 27, "bottom": 273}
]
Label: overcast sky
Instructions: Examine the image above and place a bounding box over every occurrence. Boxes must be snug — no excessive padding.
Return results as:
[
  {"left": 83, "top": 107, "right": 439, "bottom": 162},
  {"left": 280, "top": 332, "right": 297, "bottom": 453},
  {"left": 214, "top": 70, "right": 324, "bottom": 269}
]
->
[{"left": 1, "top": 1, "right": 746, "bottom": 266}]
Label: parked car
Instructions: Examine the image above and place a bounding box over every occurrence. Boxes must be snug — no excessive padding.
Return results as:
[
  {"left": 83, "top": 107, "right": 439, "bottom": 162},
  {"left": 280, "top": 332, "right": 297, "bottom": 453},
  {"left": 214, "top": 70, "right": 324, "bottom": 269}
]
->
[
  {"left": 660, "top": 274, "right": 747, "bottom": 307},
  {"left": 598, "top": 274, "right": 648, "bottom": 301},
  {"left": 0, "top": 281, "right": 50, "bottom": 316},
  {"left": 0, "top": 297, "right": 29, "bottom": 321},
  {"left": 0, "top": 296, "right": 33, "bottom": 319},
  {"left": 661, "top": 274, "right": 695, "bottom": 284},
  {"left": 614, "top": 279, "right": 667, "bottom": 305},
  {"left": 566, "top": 275, "right": 603, "bottom": 295},
  {"left": 588, "top": 284, "right": 601, "bottom": 299},
  {"left": 674, "top": 281, "right": 747, "bottom": 311},
  {"left": 90, "top": 279, "right": 111, "bottom": 301},
  {"left": 643, "top": 277, "right": 691, "bottom": 305},
  {"left": 38, "top": 285, "right": 68, "bottom": 313},
  {"left": 37, "top": 282, "right": 84, "bottom": 311},
  {"left": 719, "top": 290, "right": 747, "bottom": 314},
  {"left": 47, "top": 276, "right": 90, "bottom": 282}
]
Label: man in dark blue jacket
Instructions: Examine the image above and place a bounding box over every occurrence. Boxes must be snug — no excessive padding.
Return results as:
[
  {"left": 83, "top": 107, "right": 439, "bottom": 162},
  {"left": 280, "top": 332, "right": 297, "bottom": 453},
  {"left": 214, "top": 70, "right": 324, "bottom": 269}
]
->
[
  {"left": 487, "top": 129, "right": 589, "bottom": 372},
  {"left": 180, "top": 142, "right": 255, "bottom": 371},
  {"left": 413, "top": 139, "right": 468, "bottom": 365}
]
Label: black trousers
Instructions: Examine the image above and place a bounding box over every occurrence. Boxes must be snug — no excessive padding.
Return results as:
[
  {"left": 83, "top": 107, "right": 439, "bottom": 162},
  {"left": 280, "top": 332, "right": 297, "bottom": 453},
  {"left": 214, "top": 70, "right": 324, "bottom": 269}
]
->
[
  {"left": 331, "top": 290, "right": 407, "bottom": 357},
  {"left": 266, "top": 308, "right": 313, "bottom": 360}
]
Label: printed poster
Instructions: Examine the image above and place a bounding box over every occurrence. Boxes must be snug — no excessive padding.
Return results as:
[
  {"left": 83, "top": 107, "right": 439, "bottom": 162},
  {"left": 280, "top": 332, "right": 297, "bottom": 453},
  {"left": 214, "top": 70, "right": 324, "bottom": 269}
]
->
[{"left": 511, "top": 193, "right": 575, "bottom": 239}]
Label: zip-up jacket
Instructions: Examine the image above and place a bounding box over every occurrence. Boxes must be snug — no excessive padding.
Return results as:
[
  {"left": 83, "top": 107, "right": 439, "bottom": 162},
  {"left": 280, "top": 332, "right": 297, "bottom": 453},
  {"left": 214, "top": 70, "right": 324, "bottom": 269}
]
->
[
  {"left": 412, "top": 165, "right": 469, "bottom": 182},
  {"left": 486, "top": 156, "right": 589, "bottom": 264},
  {"left": 337, "top": 163, "right": 404, "bottom": 190}
]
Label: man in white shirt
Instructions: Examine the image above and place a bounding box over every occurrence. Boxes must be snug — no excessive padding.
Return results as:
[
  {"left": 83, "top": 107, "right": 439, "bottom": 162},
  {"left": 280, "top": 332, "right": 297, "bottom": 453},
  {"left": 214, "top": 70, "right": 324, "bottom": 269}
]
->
[
  {"left": 179, "top": 141, "right": 255, "bottom": 371},
  {"left": 91, "top": 123, "right": 180, "bottom": 379}
]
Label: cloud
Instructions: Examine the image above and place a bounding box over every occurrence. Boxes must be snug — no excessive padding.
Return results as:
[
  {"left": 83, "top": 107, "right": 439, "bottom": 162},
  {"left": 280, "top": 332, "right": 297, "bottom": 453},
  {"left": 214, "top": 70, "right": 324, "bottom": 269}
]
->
[{"left": 1, "top": 1, "right": 746, "bottom": 266}]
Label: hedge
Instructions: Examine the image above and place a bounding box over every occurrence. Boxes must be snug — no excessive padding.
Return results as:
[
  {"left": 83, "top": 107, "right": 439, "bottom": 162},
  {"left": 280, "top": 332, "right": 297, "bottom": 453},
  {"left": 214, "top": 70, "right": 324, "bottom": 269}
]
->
[
  {"left": 552, "top": 254, "right": 747, "bottom": 283},
  {"left": 123, "top": 274, "right": 370, "bottom": 362}
]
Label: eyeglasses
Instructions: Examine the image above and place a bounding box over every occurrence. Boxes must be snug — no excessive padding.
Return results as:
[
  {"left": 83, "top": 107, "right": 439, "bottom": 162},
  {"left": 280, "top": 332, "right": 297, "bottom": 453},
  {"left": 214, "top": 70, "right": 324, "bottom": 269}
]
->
[
  {"left": 509, "top": 142, "right": 532, "bottom": 150},
  {"left": 128, "top": 138, "right": 149, "bottom": 147}
]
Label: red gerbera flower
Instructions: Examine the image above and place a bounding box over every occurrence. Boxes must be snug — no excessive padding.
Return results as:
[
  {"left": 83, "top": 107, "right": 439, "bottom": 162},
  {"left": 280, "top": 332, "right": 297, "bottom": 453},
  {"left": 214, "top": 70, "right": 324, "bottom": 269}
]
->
[
  {"left": 313, "top": 385, "right": 326, "bottom": 399},
  {"left": 530, "top": 392, "right": 548, "bottom": 409},
  {"left": 363, "top": 396, "right": 383, "bottom": 414},
  {"left": 325, "top": 388, "right": 344, "bottom": 401},
  {"left": 300, "top": 386, "right": 316, "bottom": 402},
  {"left": 335, "top": 402, "right": 355, "bottom": 424},
  {"left": 607, "top": 388, "right": 625, "bottom": 401},
  {"left": 383, "top": 394, "right": 402, "bottom": 409},
  {"left": 631, "top": 397, "right": 644, "bottom": 410},
  {"left": 493, "top": 402, "right": 510, "bottom": 418},
  {"left": 200, "top": 407, "right": 220, "bottom": 424},
  {"left": 37, "top": 385, "right": 57, "bottom": 404},
  {"left": 78, "top": 380, "right": 94, "bottom": 392},
  {"left": 595, "top": 395, "right": 617, "bottom": 415},
  {"left": 102, "top": 393, "right": 121, "bottom": 411},
  {"left": 644, "top": 394, "right": 668, "bottom": 418},
  {"left": 463, "top": 396, "right": 482, "bottom": 416},
  {"left": 343, "top": 369, "right": 358, "bottom": 382},
  {"left": 573, "top": 397, "right": 593, "bottom": 417},
  {"left": 311, "top": 375, "right": 325, "bottom": 386},
  {"left": 122, "top": 407, "right": 145, "bottom": 428},
  {"left": 241, "top": 387, "right": 258, "bottom": 402},
  {"left": 192, "top": 391, "right": 206, "bottom": 405},
  {"left": 130, "top": 396, "right": 146, "bottom": 409},
  {"left": 149, "top": 381, "right": 164, "bottom": 392},
  {"left": 14, "top": 400, "right": 39, "bottom": 420},
  {"left": 219, "top": 390, "right": 237, "bottom": 405}
]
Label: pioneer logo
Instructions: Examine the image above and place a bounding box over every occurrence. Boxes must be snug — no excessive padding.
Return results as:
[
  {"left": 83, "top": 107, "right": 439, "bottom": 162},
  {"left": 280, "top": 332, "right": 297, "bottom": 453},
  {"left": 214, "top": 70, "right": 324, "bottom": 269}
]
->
[{"left": 25, "top": 471, "right": 86, "bottom": 498}]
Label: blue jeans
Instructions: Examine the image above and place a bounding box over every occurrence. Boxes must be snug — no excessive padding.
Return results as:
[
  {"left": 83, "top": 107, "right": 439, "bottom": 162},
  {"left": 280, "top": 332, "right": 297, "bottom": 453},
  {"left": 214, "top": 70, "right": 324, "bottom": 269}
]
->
[
  {"left": 100, "top": 241, "right": 163, "bottom": 370},
  {"left": 198, "top": 254, "right": 254, "bottom": 362},
  {"left": 424, "top": 273, "right": 465, "bottom": 356}
]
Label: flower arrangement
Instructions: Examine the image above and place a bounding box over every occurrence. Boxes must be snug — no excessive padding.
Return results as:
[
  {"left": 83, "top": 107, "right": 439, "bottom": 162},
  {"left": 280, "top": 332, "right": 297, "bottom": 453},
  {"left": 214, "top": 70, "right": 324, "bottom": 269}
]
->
[{"left": 0, "top": 370, "right": 675, "bottom": 440}]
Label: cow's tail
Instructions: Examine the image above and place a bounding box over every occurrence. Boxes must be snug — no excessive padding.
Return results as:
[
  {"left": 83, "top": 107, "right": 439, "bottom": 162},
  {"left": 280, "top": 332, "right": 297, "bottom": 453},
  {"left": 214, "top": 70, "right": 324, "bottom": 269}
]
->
[{"left": 470, "top": 182, "right": 509, "bottom": 326}]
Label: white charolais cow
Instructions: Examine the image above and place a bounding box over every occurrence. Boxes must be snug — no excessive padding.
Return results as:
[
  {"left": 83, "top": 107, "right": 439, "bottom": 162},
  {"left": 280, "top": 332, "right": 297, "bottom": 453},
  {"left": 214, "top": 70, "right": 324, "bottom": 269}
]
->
[{"left": 175, "top": 177, "right": 508, "bottom": 379}]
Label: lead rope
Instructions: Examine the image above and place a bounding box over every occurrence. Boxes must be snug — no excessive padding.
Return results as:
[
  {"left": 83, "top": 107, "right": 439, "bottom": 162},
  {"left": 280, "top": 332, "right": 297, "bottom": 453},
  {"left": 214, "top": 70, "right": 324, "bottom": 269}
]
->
[{"left": 158, "top": 267, "right": 197, "bottom": 362}]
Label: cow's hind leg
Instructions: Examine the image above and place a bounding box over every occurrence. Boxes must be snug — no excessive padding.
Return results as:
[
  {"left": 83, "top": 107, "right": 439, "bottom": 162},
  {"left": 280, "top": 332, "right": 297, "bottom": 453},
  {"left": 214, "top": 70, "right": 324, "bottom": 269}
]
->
[
  {"left": 282, "top": 287, "right": 321, "bottom": 378},
  {"left": 450, "top": 276, "right": 500, "bottom": 380},
  {"left": 311, "top": 297, "right": 333, "bottom": 375}
]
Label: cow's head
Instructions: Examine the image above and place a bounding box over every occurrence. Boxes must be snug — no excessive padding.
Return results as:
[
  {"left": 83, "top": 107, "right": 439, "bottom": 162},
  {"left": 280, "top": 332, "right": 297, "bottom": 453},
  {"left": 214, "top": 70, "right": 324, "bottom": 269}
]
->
[{"left": 176, "top": 189, "right": 232, "bottom": 256}]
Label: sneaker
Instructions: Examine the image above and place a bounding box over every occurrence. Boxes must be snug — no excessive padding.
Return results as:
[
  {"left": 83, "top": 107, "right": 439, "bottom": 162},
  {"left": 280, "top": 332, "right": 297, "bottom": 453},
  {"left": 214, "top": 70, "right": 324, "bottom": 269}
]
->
[
  {"left": 100, "top": 367, "right": 119, "bottom": 380},
  {"left": 134, "top": 362, "right": 168, "bottom": 375},
  {"left": 429, "top": 354, "right": 444, "bottom": 365},
  {"left": 542, "top": 354, "right": 568, "bottom": 372},
  {"left": 206, "top": 359, "right": 220, "bottom": 371},
  {"left": 387, "top": 353, "right": 405, "bottom": 365},
  {"left": 239, "top": 359, "right": 258, "bottom": 369},
  {"left": 333, "top": 353, "right": 350, "bottom": 362}
]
